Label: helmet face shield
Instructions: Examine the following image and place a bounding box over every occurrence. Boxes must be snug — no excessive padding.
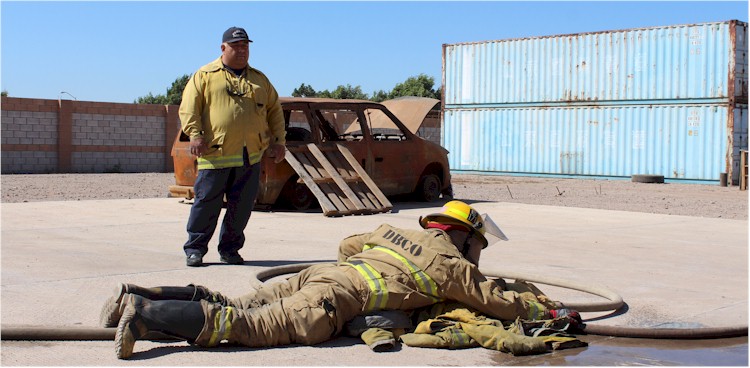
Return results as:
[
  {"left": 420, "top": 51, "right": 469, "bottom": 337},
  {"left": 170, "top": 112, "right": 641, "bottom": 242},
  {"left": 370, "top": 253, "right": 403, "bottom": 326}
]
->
[{"left": 481, "top": 213, "right": 508, "bottom": 246}]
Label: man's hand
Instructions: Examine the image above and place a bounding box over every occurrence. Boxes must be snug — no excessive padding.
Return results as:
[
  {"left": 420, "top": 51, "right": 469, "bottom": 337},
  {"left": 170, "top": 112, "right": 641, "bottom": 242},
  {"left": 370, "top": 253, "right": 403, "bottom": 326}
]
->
[
  {"left": 189, "top": 137, "right": 207, "bottom": 157},
  {"left": 267, "top": 143, "right": 286, "bottom": 164}
]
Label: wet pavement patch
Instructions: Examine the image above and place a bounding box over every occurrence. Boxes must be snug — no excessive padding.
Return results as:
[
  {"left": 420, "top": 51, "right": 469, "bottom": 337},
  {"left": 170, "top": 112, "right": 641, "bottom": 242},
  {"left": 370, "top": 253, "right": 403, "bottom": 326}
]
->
[{"left": 492, "top": 336, "right": 748, "bottom": 365}]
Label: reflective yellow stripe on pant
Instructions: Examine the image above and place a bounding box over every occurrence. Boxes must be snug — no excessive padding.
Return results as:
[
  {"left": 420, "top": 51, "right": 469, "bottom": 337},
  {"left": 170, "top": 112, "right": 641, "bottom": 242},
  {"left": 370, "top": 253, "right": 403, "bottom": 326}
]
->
[
  {"left": 343, "top": 260, "right": 388, "bottom": 312},
  {"left": 207, "top": 305, "right": 235, "bottom": 346}
]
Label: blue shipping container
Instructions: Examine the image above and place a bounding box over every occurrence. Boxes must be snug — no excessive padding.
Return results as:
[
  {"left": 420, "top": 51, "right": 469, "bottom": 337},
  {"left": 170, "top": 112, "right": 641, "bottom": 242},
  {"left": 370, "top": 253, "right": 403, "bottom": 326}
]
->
[
  {"left": 442, "top": 20, "right": 749, "bottom": 183},
  {"left": 444, "top": 104, "right": 747, "bottom": 182},
  {"left": 443, "top": 20, "right": 747, "bottom": 106}
]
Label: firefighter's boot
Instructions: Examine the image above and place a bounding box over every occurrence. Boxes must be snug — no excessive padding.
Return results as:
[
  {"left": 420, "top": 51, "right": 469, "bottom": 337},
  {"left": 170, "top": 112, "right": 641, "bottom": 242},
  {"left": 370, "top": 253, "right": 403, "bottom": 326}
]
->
[
  {"left": 100, "top": 283, "right": 225, "bottom": 327},
  {"left": 115, "top": 295, "right": 205, "bottom": 359}
]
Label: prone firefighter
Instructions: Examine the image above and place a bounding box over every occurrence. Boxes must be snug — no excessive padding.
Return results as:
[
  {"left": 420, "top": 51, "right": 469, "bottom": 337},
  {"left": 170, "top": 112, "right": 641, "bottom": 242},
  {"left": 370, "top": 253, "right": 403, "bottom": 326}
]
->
[{"left": 100, "top": 201, "right": 578, "bottom": 359}]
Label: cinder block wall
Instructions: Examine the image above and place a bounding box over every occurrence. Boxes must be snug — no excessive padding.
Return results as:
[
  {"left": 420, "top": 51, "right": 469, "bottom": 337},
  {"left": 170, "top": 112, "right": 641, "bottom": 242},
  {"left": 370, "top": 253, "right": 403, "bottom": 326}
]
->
[
  {"left": 1, "top": 97, "right": 180, "bottom": 174},
  {"left": 416, "top": 110, "right": 441, "bottom": 146}
]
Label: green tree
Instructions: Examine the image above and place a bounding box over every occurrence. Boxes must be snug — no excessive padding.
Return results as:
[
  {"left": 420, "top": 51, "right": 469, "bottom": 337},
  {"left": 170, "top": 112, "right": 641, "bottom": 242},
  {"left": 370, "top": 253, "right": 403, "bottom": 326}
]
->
[
  {"left": 291, "top": 74, "right": 443, "bottom": 102},
  {"left": 1, "top": 90, "right": 7, "bottom": 97},
  {"left": 291, "top": 83, "right": 318, "bottom": 97},
  {"left": 370, "top": 89, "right": 389, "bottom": 102},
  {"left": 164, "top": 74, "right": 190, "bottom": 104},
  {"left": 389, "top": 74, "right": 441, "bottom": 100},
  {"left": 135, "top": 74, "right": 190, "bottom": 105},
  {"left": 135, "top": 92, "right": 167, "bottom": 105},
  {"left": 292, "top": 83, "right": 369, "bottom": 100},
  {"left": 328, "top": 84, "right": 368, "bottom": 100}
]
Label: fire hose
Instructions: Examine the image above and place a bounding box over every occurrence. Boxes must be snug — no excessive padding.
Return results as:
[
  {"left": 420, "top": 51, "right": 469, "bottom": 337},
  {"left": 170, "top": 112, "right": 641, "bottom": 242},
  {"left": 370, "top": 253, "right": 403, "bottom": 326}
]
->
[
  {"left": 250, "top": 263, "right": 748, "bottom": 339},
  {"left": 1, "top": 263, "right": 746, "bottom": 341}
]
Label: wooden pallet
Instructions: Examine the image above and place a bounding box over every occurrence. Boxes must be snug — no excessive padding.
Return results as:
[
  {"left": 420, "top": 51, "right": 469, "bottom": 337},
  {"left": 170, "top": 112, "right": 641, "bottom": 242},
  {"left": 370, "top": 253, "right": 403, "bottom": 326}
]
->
[{"left": 284, "top": 143, "right": 393, "bottom": 216}]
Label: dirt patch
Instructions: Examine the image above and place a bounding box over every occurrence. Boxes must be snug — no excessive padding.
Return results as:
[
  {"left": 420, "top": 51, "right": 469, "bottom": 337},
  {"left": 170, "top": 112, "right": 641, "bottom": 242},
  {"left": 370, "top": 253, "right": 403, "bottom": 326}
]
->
[
  {"left": 451, "top": 174, "right": 748, "bottom": 220},
  {"left": 1, "top": 173, "right": 747, "bottom": 220}
]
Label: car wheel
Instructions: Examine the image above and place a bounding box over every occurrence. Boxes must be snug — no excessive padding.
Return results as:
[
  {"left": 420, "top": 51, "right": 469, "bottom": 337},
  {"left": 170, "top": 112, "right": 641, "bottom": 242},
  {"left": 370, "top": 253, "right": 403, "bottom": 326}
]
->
[
  {"left": 281, "top": 177, "right": 315, "bottom": 210},
  {"left": 416, "top": 174, "right": 441, "bottom": 202}
]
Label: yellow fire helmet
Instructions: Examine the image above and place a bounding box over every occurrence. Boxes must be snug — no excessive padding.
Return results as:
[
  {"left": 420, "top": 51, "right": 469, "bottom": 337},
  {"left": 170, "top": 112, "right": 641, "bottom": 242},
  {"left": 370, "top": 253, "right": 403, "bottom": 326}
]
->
[{"left": 419, "top": 200, "right": 508, "bottom": 248}]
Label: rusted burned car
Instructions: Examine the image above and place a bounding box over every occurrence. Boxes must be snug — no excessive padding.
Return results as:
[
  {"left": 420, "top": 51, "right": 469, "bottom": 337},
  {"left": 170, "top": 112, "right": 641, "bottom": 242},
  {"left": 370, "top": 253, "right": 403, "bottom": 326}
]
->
[{"left": 170, "top": 97, "right": 452, "bottom": 210}]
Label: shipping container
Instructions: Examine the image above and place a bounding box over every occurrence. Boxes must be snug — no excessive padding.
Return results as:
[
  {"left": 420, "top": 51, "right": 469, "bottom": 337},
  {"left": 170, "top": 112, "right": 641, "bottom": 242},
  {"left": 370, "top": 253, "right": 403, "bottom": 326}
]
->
[
  {"left": 444, "top": 104, "right": 747, "bottom": 182},
  {"left": 442, "top": 20, "right": 749, "bottom": 183},
  {"left": 443, "top": 20, "right": 747, "bottom": 105}
]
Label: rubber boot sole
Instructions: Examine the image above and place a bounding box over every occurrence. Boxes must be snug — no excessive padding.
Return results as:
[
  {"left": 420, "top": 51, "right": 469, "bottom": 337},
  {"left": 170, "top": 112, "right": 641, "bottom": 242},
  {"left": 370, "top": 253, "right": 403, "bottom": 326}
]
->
[
  {"left": 115, "top": 304, "right": 137, "bottom": 359},
  {"left": 100, "top": 283, "right": 127, "bottom": 327}
]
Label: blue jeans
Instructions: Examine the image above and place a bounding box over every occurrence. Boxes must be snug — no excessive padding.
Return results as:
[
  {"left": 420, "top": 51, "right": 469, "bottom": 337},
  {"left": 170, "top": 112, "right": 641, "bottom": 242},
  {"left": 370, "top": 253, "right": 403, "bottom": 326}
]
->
[{"left": 183, "top": 157, "right": 261, "bottom": 257}]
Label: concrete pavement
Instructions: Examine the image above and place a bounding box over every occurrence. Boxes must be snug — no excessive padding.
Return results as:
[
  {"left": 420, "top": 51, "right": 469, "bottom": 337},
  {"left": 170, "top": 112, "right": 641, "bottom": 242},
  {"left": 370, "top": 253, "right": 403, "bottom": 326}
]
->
[{"left": 1, "top": 198, "right": 747, "bottom": 365}]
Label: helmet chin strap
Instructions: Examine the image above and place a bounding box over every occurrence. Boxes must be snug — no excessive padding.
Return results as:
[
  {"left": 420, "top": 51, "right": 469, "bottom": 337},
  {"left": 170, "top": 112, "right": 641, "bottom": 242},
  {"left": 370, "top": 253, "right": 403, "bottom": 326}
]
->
[{"left": 461, "top": 228, "right": 476, "bottom": 257}]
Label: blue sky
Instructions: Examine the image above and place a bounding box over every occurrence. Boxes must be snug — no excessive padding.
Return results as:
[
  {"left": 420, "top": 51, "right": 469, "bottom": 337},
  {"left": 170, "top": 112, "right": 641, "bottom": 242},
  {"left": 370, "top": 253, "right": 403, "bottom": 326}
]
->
[{"left": 1, "top": 1, "right": 747, "bottom": 103}]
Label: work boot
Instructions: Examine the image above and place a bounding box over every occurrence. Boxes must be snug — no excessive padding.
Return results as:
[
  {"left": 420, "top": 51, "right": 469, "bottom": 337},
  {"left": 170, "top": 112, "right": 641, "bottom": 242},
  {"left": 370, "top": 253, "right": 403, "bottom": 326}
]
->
[
  {"left": 115, "top": 295, "right": 205, "bottom": 359},
  {"left": 100, "top": 283, "right": 226, "bottom": 327},
  {"left": 219, "top": 252, "right": 244, "bottom": 265},
  {"left": 100, "top": 284, "right": 130, "bottom": 328},
  {"left": 186, "top": 253, "right": 203, "bottom": 267}
]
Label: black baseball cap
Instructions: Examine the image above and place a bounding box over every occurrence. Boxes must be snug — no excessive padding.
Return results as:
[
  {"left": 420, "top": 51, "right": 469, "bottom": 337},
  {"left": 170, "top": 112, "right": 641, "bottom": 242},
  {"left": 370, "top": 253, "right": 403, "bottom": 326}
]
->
[{"left": 222, "top": 27, "right": 252, "bottom": 43}]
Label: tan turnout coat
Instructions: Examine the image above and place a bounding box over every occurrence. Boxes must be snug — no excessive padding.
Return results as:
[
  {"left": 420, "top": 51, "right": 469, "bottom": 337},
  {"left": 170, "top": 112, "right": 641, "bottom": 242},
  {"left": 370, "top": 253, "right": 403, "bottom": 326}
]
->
[{"left": 194, "top": 224, "right": 551, "bottom": 347}]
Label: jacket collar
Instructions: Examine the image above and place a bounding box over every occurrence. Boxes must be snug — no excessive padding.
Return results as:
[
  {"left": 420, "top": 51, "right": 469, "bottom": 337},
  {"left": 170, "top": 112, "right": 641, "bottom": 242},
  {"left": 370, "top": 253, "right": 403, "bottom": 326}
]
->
[{"left": 199, "top": 57, "right": 250, "bottom": 74}]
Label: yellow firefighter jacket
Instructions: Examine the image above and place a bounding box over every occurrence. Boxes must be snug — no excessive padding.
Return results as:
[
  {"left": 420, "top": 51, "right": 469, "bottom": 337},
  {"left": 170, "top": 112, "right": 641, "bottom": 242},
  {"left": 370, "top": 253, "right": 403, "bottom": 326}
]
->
[
  {"left": 399, "top": 302, "right": 587, "bottom": 355},
  {"left": 337, "top": 224, "right": 554, "bottom": 321},
  {"left": 179, "top": 57, "right": 285, "bottom": 169}
]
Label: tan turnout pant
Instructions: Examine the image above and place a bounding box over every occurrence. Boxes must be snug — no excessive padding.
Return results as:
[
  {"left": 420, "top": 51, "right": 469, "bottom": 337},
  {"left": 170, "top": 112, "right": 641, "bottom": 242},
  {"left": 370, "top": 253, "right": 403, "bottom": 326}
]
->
[{"left": 194, "top": 263, "right": 366, "bottom": 347}]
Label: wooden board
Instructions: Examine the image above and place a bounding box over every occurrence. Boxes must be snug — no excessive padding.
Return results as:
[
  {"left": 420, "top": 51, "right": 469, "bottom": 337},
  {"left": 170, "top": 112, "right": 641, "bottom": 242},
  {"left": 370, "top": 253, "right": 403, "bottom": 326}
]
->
[{"left": 284, "top": 144, "right": 392, "bottom": 216}]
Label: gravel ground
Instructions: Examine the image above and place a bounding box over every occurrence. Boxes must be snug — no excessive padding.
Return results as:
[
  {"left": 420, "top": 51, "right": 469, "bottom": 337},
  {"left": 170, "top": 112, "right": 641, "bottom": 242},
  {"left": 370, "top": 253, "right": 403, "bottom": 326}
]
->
[{"left": 1, "top": 173, "right": 747, "bottom": 220}]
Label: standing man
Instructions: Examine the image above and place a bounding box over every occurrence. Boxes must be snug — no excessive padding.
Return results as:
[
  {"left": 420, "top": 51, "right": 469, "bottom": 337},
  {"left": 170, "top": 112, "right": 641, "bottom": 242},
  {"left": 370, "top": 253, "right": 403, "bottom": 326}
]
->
[{"left": 179, "top": 27, "right": 286, "bottom": 267}]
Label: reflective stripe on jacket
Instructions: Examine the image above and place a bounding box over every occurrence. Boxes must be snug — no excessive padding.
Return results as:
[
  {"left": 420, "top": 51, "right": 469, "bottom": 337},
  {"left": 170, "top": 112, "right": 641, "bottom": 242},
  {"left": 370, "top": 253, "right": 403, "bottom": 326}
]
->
[
  {"left": 179, "top": 57, "right": 285, "bottom": 169},
  {"left": 362, "top": 244, "right": 442, "bottom": 304},
  {"left": 337, "top": 224, "right": 554, "bottom": 321},
  {"left": 343, "top": 260, "right": 388, "bottom": 312}
]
